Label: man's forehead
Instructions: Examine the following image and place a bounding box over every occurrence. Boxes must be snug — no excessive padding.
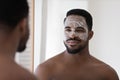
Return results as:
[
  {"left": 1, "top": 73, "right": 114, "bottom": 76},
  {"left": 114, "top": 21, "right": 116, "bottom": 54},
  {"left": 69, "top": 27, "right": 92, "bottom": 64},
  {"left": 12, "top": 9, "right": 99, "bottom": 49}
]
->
[
  {"left": 65, "top": 21, "right": 84, "bottom": 26},
  {"left": 66, "top": 15, "right": 85, "bottom": 21},
  {"left": 65, "top": 15, "right": 86, "bottom": 26}
]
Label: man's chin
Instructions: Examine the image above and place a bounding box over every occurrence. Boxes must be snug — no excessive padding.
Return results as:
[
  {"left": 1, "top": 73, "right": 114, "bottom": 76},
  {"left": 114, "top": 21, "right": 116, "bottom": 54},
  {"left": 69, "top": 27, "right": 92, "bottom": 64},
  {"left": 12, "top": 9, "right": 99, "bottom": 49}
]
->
[
  {"left": 65, "top": 45, "right": 80, "bottom": 54},
  {"left": 65, "top": 44, "right": 86, "bottom": 54},
  {"left": 17, "top": 46, "right": 26, "bottom": 53},
  {"left": 67, "top": 48, "right": 81, "bottom": 54}
]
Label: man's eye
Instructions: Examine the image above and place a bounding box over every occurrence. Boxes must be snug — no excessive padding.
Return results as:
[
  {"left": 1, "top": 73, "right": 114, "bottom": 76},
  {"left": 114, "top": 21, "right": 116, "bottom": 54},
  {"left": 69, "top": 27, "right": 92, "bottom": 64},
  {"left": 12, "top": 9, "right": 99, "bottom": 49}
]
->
[{"left": 75, "top": 29, "right": 85, "bottom": 32}]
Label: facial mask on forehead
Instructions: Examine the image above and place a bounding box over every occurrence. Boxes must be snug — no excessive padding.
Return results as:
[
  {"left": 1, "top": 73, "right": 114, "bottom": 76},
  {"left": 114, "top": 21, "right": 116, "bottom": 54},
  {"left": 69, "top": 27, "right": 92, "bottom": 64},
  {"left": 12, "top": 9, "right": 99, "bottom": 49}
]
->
[{"left": 65, "top": 20, "right": 84, "bottom": 27}]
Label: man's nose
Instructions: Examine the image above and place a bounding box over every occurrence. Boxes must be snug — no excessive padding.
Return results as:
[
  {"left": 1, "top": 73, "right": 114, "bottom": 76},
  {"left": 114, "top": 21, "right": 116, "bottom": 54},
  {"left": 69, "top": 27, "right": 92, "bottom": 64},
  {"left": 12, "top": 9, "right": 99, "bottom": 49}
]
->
[{"left": 70, "top": 32, "right": 76, "bottom": 38}]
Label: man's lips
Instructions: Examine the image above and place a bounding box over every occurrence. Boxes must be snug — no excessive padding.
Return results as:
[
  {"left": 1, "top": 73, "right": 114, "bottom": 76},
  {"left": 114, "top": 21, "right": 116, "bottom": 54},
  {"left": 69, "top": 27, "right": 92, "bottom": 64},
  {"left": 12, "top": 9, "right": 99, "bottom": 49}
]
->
[{"left": 67, "top": 40, "right": 80, "bottom": 45}]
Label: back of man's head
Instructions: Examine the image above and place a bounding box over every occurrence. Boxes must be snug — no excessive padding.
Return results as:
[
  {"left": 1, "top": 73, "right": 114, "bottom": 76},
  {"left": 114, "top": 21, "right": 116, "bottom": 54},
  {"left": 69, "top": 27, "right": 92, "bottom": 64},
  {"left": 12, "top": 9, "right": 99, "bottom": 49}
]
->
[{"left": 0, "top": 0, "right": 29, "bottom": 30}]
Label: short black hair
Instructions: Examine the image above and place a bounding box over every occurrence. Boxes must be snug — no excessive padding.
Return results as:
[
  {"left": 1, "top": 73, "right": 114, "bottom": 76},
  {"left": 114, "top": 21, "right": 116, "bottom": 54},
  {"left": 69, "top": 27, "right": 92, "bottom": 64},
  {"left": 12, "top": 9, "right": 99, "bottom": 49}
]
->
[
  {"left": 64, "top": 9, "right": 93, "bottom": 31},
  {"left": 0, "top": 0, "right": 29, "bottom": 28}
]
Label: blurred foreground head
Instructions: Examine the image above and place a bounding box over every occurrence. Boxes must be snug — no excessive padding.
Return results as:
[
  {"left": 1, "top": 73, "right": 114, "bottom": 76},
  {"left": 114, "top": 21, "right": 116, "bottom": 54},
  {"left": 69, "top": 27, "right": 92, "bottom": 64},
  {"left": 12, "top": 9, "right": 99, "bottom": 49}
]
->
[{"left": 0, "top": 0, "right": 29, "bottom": 52}]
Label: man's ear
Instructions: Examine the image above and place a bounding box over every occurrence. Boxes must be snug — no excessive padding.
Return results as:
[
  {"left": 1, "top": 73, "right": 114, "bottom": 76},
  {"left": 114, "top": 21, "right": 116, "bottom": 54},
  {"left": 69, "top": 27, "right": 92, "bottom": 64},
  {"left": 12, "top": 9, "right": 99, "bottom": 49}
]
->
[
  {"left": 88, "top": 31, "right": 94, "bottom": 40},
  {"left": 18, "top": 18, "right": 27, "bottom": 34}
]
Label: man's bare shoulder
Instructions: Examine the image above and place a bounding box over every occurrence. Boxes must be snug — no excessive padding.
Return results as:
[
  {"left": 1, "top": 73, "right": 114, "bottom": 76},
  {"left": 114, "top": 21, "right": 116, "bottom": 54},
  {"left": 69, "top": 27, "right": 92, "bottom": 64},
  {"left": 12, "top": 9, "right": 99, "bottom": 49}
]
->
[
  {"left": 89, "top": 56, "right": 119, "bottom": 80},
  {"left": 14, "top": 64, "right": 38, "bottom": 80},
  {"left": 36, "top": 52, "right": 64, "bottom": 70},
  {"left": 97, "top": 63, "right": 119, "bottom": 80},
  {"left": 0, "top": 59, "right": 37, "bottom": 80},
  {"left": 35, "top": 52, "right": 65, "bottom": 79}
]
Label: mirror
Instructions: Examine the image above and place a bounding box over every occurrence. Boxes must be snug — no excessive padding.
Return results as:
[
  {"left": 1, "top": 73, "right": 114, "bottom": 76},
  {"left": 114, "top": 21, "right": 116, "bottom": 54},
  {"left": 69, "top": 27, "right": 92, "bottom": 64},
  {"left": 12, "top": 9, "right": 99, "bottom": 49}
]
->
[{"left": 34, "top": 0, "right": 120, "bottom": 77}]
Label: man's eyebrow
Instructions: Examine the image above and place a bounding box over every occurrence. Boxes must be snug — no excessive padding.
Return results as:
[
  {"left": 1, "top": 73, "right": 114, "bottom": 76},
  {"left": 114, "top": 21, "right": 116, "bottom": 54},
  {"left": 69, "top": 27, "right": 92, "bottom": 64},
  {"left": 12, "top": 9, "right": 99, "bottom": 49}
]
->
[
  {"left": 76, "top": 27, "right": 85, "bottom": 30},
  {"left": 65, "top": 26, "right": 70, "bottom": 29}
]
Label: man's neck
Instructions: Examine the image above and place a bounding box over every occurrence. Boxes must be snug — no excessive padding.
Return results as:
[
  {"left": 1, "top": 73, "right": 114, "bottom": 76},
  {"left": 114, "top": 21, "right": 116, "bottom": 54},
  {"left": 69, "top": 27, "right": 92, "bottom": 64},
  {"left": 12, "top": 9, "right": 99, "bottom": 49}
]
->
[
  {"left": 0, "top": 38, "right": 16, "bottom": 59},
  {"left": 64, "top": 47, "right": 91, "bottom": 64},
  {"left": 0, "top": 53, "right": 15, "bottom": 61}
]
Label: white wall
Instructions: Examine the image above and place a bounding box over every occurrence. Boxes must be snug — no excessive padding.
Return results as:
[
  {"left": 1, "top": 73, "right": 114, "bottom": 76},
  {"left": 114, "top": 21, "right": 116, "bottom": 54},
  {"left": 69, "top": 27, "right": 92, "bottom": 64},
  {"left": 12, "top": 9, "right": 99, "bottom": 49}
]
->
[
  {"left": 88, "top": 0, "right": 120, "bottom": 77},
  {"left": 34, "top": 0, "right": 43, "bottom": 70}
]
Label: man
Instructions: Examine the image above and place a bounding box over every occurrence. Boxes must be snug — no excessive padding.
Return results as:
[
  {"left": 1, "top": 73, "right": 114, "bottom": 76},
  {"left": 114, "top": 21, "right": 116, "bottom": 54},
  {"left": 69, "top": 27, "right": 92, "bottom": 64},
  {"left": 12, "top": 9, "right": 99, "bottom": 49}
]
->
[
  {"left": 35, "top": 9, "right": 119, "bottom": 80},
  {"left": 0, "top": 0, "right": 37, "bottom": 80}
]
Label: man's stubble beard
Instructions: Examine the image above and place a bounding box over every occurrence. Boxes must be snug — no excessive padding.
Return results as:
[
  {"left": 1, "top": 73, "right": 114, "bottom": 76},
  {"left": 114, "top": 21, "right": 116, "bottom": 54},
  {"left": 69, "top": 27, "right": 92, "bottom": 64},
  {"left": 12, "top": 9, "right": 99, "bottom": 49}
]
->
[
  {"left": 64, "top": 41, "right": 88, "bottom": 54},
  {"left": 17, "top": 36, "right": 29, "bottom": 52},
  {"left": 17, "top": 26, "right": 29, "bottom": 52}
]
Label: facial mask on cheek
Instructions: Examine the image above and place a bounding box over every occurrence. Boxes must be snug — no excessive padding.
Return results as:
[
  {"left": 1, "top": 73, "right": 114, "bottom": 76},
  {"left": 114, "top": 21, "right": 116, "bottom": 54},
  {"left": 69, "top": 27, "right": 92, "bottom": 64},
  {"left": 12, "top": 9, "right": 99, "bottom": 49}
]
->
[
  {"left": 78, "top": 32, "right": 88, "bottom": 41},
  {"left": 64, "top": 27, "right": 88, "bottom": 42},
  {"left": 64, "top": 29, "right": 88, "bottom": 41},
  {"left": 63, "top": 31, "right": 69, "bottom": 41},
  {"left": 75, "top": 22, "right": 89, "bottom": 41}
]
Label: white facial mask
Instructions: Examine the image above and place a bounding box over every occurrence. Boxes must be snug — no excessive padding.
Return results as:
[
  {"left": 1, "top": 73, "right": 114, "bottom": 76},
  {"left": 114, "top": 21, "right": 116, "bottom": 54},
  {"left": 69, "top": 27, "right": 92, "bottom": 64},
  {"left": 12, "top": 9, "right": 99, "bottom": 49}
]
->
[{"left": 64, "top": 15, "right": 88, "bottom": 41}]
